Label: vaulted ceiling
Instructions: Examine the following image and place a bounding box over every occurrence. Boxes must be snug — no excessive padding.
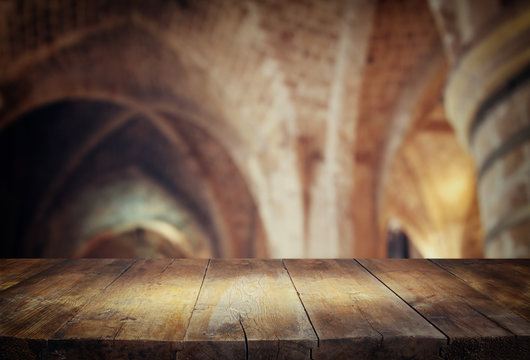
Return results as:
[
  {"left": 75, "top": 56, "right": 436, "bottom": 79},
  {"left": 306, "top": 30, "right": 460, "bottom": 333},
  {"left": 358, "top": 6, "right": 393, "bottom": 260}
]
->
[{"left": 0, "top": 0, "right": 483, "bottom": 258}]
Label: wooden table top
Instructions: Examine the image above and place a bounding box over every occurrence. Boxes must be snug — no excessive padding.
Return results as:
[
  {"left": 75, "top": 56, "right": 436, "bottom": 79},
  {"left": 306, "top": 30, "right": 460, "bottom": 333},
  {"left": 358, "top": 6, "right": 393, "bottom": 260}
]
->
[{"left": 0, "top": 258, "right": 528, "bottom": 359}]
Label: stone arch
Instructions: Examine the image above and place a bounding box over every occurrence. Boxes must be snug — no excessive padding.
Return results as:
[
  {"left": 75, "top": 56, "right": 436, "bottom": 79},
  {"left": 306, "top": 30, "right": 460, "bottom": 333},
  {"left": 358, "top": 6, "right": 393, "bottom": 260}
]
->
[
  {"left": 0, "top": 97, "right": 267, "bottom": 258},
  {"left": 0, "top": 6, "right": 306, "bottom": 257}
]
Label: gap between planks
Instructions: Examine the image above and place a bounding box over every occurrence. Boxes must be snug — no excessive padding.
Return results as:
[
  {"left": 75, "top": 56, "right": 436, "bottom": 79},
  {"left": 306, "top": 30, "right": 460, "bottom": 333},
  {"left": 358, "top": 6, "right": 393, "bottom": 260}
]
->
[
  {"left": 52, "top": 259, "right": 138, "bottom": 340},
  {"left": 427, "top": 259, "right": 521, "bottom": 337},
  {"left": 282, "top": 259, "right": 321, "bottom": 350},
  {"left": 354, "top": 259, "right": 451, "bottom": 344},
  {"left": 282, "top": 259, "right": 319, "bottom": 360},
  {"left": 181, "top": 258, "right": 210, "bottom": 341}
]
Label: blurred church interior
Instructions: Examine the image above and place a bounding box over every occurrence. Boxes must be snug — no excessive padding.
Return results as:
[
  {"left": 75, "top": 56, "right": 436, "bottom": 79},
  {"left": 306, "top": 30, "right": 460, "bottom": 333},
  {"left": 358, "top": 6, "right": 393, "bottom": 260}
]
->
[{"left": 0, "top": 0, "right": 529, "bottom": 259}]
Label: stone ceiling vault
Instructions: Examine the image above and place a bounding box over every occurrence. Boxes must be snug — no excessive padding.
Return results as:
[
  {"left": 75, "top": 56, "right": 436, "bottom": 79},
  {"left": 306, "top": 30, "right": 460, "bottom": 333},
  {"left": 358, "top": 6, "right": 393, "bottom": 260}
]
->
[{"left": 0, "top": 0, "right": 492, "bottom": 258}]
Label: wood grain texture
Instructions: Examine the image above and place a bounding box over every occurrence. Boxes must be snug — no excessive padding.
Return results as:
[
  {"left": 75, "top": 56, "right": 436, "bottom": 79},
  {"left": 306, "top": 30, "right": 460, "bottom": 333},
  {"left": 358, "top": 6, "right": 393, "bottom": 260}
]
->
[
  {"left": 284, "top": 259, "right": 446, "bottom": 359},
  {"left": 48, "top": 259, "right": 208, "bottom": 359},
  {"left": 432, "top": 259, "right": 530, "bottom": 321},
  {"left": 1, "top": 259, "right": 529, "bottom": 359},
  {"left": 359, "top": 259, "right": 530, "bottom": 359},
  {"left": 0, "top": 258, "right": 63, "bottom": 291},
  {"left": 0, "top": 259, "right": 133, "bottom": 359},
  {"left": 180, "top": 259, "right": 317, "bottom": 360}
]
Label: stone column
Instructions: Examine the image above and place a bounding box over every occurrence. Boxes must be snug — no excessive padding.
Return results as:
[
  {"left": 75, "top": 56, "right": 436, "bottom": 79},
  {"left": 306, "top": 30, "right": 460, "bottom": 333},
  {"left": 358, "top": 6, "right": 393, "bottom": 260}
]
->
[{"left": 429, "top": 0, "right": 530, "bottom": 257}]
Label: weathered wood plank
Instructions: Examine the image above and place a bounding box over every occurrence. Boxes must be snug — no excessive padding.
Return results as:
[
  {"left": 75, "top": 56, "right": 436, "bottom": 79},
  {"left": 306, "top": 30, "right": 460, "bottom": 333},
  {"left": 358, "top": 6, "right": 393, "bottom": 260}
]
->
[
  {"left": 284, "top": 259, "right": 446, "bottom": 359},
  {"left": 432, "top": 259, "right": 530, "bottom": 321},
  {"left": 49, "top": 258, "right": 208, "bottom": 359},
  {"left": 180, "top": 259, "right": 317, "bottom": 360},
  {"left": 1, "top": 259, "right": 529, "bottom": 359},
  {"left": 0, "top": 258, "right": 63, "bottom": 291},
  {"left": 359, "top": 259, "right": 530, "bottom": 359},
  {"left": 0, "top": 259, "right": 134, "bottom": 360}
]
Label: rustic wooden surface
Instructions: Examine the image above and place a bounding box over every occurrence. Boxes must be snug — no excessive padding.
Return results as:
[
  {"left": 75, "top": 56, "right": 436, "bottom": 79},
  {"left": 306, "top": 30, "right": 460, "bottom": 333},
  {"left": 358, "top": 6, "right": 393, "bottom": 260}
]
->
[
  {"left": 49, "top": 259, "right": 208, "bottom": 359},
  {"left": 181, "top": 259, "right": 317, "bottom": 360},
  {"left": 359, "top": 259, "right": 530, "bottom": 359},
  {"left": 284, "top": 259, "right": 445, "bottom": 359},
  {"left": 0, "top": 259, "right": 528, "bottom": 360},
  {"left": 432, "top": 259, "right": 530, "bottom": 321},
  {"left": 0, "top": 259, "right": 134, "bottom": 359},
  {"left": 0, "top": 259, "right": 63, "bottom": 291}
]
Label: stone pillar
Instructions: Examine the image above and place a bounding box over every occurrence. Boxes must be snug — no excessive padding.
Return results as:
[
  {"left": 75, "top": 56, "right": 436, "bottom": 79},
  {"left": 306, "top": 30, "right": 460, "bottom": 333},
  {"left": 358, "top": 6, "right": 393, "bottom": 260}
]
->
[{"left": 429, "top": 0, "right": 530, "bottom": 257}]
